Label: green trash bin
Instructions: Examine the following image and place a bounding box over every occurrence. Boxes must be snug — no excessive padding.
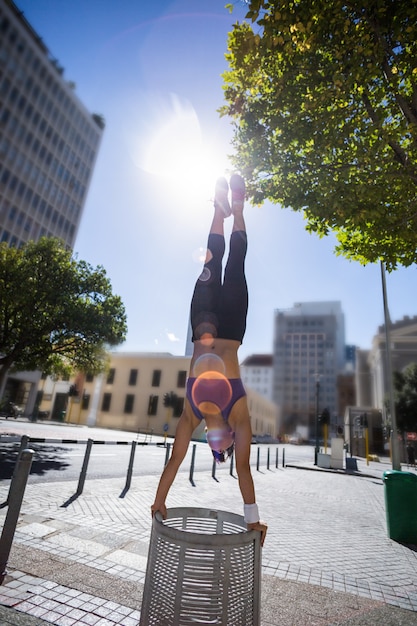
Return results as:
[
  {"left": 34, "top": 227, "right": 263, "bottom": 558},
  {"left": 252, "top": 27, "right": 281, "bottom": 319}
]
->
[{"left": 383, "top": 470, "right": 417, "bottom": 543}]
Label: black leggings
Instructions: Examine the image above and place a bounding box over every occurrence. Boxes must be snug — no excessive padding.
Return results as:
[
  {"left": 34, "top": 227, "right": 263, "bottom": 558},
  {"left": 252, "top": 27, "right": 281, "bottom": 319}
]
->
[{"left": 190, "top": 231, "right": 248, "bottom": 343}]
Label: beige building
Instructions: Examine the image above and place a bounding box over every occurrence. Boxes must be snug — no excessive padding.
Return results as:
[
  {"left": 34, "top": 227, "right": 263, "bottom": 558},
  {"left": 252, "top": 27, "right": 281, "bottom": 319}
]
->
[
  {"left": 356, "top": 315, "right": 417, "bottom": 412},
  {"left": 39, "top": 352, "right": 278, "bottom": 440}
]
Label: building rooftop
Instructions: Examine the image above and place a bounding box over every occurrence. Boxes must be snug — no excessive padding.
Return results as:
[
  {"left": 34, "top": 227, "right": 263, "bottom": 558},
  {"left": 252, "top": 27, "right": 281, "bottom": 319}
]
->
[{"left": 240, "top": 354, "right": 273, "bottom": 367}]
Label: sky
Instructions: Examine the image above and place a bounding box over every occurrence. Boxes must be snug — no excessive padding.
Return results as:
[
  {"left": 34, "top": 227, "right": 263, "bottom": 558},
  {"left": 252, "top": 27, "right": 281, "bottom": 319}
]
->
[{"left": 15, "top": 0, "right": 417, "bottom": 362}]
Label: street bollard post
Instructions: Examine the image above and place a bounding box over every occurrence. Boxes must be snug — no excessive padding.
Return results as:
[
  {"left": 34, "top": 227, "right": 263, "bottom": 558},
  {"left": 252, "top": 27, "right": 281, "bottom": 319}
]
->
[
  {"left": 267, "top": 448, "right": 270, "bottom": 470},
  {"left": 275, "top": 447, "right": 279, "bottom": 469},
  {"left": 282, "top": 447, "right": 285, "bottom": 468},
  {"left": 1, "top": 435, "right": 29, "bottom": 508},
  {"left": 124, "top": 441, "right": 137, "bottom": 493},
  {"left": 76, "top": 438, "right": 93, "bottom": 496},
  {"left": 0, "top": 449, "right": 34, "bottom": 584},
  {"left": 164, "top": 442, "right": 171, "bottom": 467},
  {"left": 256, "top": 447, "right": 260, "bottom": 471},
  {"left": 189, "top": 444, "right": 196, "bottom": 485}
]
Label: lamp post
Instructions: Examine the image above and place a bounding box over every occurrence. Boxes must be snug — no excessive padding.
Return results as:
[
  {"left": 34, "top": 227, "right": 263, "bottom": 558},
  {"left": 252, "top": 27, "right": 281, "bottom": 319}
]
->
[
  {"left": 314, "top": 377, "right": 320, "bottom": 465},
  {"left": 380, "top": 262, "right": 401, "bottom": 470}
]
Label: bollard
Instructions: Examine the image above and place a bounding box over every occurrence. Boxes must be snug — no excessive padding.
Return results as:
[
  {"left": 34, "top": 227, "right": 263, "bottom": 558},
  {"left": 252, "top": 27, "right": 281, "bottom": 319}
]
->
[
  {"left": 76, "top": 438, "right": 93, "bottom": 496},
  {"left": 122, "top": 441, "right": 137, "bottom": 494},
  {"left": 275, "top": 447, "right": 279, "bottom": 469},
  {"left": 256, "top": 447, "right": 260, "bottom": 471},
  {"left": 0, "top": 449, "right": 34, "bottom": 584},
  {"left": 267, "top": 448, "right": 270, "bottom": 470},
  {"left": 229, "top": 451, "right": 234, "bottom": 476},
  {"left": 164, "top": 442, "right": 171, "bottom": 467},
  {"left": 212, "top": 459, "right": 216, "bottom": 480},
  {"left": 189, "top": 444, "right": 196, "bottom": 485},
  {"left": 282, "top": 447, "right": 285, "bottom": 468},
  {"left": 1, "top": 435, "right": 29, "bottom": 508}
]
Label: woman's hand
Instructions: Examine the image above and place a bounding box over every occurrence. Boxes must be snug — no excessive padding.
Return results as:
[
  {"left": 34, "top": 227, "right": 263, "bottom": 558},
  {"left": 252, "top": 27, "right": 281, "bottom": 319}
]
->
[
  {"left": 247, "top": 520, "right": 268, "bottom": 547},
  {"left": 151, "top": 502, "right": 167, "bottom": 519}
]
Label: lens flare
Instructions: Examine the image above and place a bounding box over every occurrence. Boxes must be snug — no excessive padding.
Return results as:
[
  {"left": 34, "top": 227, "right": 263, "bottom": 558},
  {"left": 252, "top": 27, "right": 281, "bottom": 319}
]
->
[
  {"left": 192, "top": 247, "right": 211, "bottom": 264},
  {"left": 191, "top": 371, "right": 232, "bottom": 416},
  {"left": 193, "top": 353, "right": 226, "bottom": 377},
  {"left": 206, "top": 426, "right": 234, "bottom": 452},
  {"left": 198, "top": 267, "right": 211, "bottom": 282}
]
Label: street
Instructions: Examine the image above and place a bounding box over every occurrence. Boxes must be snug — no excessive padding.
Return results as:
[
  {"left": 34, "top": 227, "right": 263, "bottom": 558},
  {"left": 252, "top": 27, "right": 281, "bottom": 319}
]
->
[{"left": 0, "top": 419, "right": 315, "bottom": 485}]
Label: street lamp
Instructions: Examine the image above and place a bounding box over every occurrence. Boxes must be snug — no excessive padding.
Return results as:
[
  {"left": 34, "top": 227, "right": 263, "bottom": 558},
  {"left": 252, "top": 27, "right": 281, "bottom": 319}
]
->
[{"left": 380, "top": 262, "right": 401, "bottom": 470}]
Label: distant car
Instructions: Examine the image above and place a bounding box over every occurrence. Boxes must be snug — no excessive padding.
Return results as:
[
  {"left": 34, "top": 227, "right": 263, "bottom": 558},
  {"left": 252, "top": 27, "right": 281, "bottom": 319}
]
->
[
  {"left": 289, "top": 434, "right": 303, "bottom": 445},
  {"left": 0, "top": 401, "right": 23, "bottom": 419}
]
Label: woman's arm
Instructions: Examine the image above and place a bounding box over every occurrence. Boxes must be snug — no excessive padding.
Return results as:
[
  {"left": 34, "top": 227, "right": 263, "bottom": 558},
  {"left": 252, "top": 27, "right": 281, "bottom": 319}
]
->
[
  {"left": 233, "top": 400, "right": 268, "bottom": 546},
  {"left": 151, "top": 410, "right": 196, "bottom": 518}
]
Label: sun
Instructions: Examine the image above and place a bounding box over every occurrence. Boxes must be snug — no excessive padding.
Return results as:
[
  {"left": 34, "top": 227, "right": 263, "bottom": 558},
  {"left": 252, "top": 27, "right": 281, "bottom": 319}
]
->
[{"left": 140, "top": 93, "right": 233, "bottom": 199}]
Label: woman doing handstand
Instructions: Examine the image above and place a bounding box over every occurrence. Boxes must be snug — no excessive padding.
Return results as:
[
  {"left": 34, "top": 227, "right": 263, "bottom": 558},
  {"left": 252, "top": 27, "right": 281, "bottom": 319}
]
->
[{"left": 151, "top": 174, "right": 267, "bottom": 546}]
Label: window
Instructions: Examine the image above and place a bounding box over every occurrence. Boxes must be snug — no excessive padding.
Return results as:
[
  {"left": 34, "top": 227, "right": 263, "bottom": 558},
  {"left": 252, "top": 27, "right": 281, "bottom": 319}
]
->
[
  {"left": 177, "top": 370, "right": 187, "bottom": 388},
  {"left": 173, "top": 396, "right": 184, "bottom": 418},
  {"left": 102, "top": 393, "right": 111, "bottom": 412},
  {"left": 82, "top": 394, "right": 90, "bottom": 410},
  {"left": 124, "top": 394, "right": 135, "bottom": 414},
  {"left": 148, "top": 395, "right": 158, "bottom": 416},
  {"left": 129, "top": 368, "right": 138, "bottom": 386},
  {"left": 85, "top": 373, "right": 94, "bottom": 383},
  {"left": 106, "top": 368, "right": 115, "bottom": 384},
  {"left": 152, "top": 369, "right": 161, "bottom": 387}
]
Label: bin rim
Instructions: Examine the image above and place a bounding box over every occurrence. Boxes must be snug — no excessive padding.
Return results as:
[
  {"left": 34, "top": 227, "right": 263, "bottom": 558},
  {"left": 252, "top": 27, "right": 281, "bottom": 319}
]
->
[
  {"left": 153, "top": 507, "right": 259, "bottom": 548},
  {"left": 383, "top": 469, "right": 417, "bottom": 480}
]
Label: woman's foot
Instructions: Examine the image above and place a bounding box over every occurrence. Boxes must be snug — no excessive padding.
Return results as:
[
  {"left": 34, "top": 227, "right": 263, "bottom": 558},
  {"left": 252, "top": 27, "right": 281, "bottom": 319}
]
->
[
  {"left": 230, "top": 174, "right": 245, "bottom": 214},
  {"left": 214, "top": 177, "right": 231, "bottom": 217}
]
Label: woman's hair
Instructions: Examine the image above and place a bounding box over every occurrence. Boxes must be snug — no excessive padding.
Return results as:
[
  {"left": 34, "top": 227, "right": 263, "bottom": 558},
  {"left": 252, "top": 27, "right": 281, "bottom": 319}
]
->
[{"left": 211, "top": 441, "right": 235, "bottom": 464}]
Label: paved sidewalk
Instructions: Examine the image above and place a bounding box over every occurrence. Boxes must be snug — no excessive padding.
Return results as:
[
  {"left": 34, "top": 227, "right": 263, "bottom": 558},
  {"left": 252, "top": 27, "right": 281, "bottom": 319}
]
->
[{"left": 1, "top": 449, "right": 417, "bottom": 625}]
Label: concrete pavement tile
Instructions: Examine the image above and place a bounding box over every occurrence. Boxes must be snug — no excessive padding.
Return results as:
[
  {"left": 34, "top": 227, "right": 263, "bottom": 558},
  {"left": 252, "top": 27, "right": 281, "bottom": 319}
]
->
[
  {"left": 17, "top": 522, "right": 57, "bottom": 538},
  {"left": 45, "top": 533, "right": 109, "bottom": 557},
  {"left": 261, "top": 574, "right": 390, "bottom": 626}
]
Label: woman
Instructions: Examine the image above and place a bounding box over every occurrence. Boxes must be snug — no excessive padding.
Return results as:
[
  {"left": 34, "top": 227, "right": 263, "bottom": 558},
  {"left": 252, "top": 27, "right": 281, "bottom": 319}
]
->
[{"left": 151, "top": 174, "right": 267, "bottom": 546}]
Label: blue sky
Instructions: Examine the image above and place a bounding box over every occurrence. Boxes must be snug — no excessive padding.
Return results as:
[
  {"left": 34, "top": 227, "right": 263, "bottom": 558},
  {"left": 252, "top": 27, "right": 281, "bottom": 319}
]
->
[{"left": 16, "top": 0, "right": 417, "bottom": 361}]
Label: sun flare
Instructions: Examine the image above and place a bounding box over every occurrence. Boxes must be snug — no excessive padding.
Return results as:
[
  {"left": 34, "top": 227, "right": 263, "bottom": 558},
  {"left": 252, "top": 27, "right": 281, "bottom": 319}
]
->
[{"left": 140, "top": 93, "right": 233, "bottom": 199}]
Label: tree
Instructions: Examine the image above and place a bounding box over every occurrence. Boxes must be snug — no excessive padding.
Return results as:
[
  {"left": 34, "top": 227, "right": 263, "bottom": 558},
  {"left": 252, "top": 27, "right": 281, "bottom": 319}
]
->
[
  {"left": 0, "top": 237, "right": 127, "bottom": 391},
  {"left": 221, "top": 1, "right": 417, "bottom": 269},
  {"left": 389, "top": 363, "right": 417, "bottom": 433}
]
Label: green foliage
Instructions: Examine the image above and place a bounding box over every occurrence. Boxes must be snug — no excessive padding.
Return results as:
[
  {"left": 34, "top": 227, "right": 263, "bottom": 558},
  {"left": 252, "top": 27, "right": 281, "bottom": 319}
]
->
[
  {"left": 391, "top": 363, "right": 417, "bottom": 433},
  {"left": 221, "top": 0, "right": 417, "bottom": 269},
  {"left": 0, "top": 238, "right": 127, "bottom": 387}
]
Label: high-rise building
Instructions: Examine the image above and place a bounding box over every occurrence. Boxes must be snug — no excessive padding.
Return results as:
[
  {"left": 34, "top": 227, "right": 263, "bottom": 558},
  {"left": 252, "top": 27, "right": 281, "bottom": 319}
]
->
[
  {"left": 273, "top": 301, "right": 346, "bottom": 438},
  {"left": 0, "top": 0, "right": 104, "bottom": 414},
  {"left": 0, "top": 0, "right": 104, "bottom": 249}
]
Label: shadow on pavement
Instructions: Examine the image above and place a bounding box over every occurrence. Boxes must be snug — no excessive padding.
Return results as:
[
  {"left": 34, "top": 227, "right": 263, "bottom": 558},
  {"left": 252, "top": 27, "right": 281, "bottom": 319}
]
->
[{"left": 0, "top": 443, "right": 70, "bottom": 480}]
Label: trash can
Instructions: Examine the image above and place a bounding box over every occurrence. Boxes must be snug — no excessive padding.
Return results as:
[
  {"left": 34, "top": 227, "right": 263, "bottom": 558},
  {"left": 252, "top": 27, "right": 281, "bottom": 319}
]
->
[
  {"left": 383, "top": 470, "right": 417, "bottom": 543},
  {"left": 140, "top": 507, "right": 261, "bottom": 626}
]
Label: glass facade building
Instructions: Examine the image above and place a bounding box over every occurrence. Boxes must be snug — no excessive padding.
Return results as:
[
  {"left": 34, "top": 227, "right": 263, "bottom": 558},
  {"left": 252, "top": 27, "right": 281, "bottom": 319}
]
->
[{"left": 0, "top": 0, "right": 104, "bottom": 249}]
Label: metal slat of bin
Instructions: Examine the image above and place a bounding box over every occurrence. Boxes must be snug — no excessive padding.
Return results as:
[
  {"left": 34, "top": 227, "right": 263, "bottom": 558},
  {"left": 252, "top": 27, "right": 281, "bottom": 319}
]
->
[{"left": 140, "top": 507, "right": 261, "bottom": 626}]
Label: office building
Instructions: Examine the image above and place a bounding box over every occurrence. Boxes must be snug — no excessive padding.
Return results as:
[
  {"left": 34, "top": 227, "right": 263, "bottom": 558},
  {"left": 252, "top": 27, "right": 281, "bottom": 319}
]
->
[
  {"left": 273, "top": 301, "right": 346, "bottom": 438},
  {"left": 0, "top": 0, "right": 104, "bottom": 249},
  {"left": 0, "top": 0, "right": 104, "bottom": 413}
]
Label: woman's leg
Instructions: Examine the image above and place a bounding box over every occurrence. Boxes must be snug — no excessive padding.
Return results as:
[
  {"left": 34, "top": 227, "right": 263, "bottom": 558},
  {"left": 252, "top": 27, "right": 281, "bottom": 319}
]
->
[
  {"left": 219, "top": 175, "right": 248, "bottom": 343},
  {"left": 190, "top": 179, "right": 229, "bottom": 341}
]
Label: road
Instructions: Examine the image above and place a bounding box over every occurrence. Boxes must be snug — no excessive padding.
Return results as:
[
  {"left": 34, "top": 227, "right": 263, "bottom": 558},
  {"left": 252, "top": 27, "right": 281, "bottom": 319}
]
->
[{"left": 0, "top": 418, "right": 315, "bottom": 486}]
